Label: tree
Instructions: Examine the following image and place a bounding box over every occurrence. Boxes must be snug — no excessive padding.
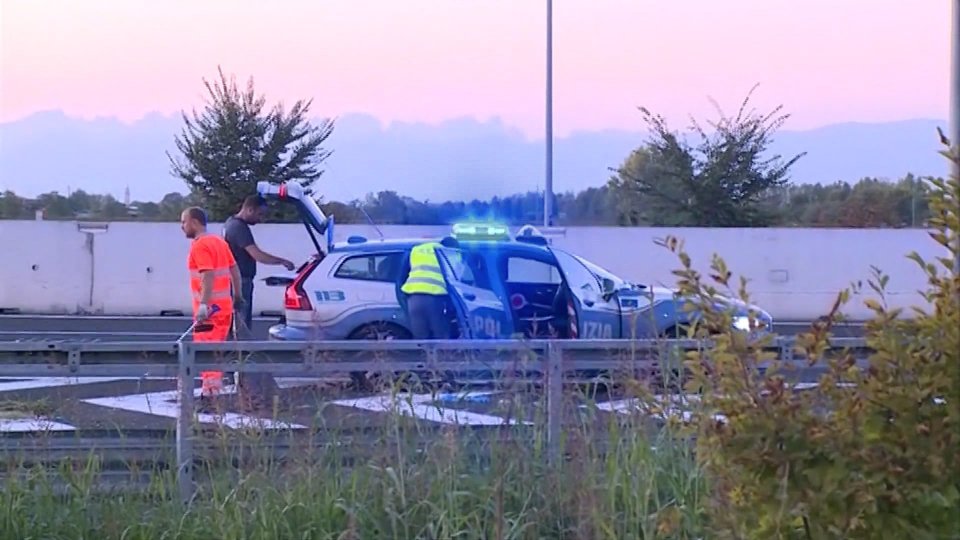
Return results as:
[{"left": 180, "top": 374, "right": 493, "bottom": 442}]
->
[
  {"left": 610, "top": 85, "right": 806, "bottom": 226},
  {"left": 167, "top": 66, "right": 335, "bottom": 220},
  {"left": 0, "top": 191, "right": 25, "bottom": 219},
  {"left": 36, "top": 192, "right": 73, "bottom": 219},
  {"left": 363, "top": 191, "right": 409, "bottom": 224},
  {"left": 608, "top": 147, "right": 687, "bottom": 226}
]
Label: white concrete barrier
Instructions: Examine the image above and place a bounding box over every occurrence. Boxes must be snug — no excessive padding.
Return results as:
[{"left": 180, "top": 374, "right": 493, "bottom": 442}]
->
[
  {"left": 0, "top": 221, "right": 91, "bottom": 314},
  {"left": 0, "top": 220, "right": 947, "bottom": 321}
]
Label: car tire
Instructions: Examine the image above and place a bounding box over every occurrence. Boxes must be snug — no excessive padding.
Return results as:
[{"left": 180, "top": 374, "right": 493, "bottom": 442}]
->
[
  {"left": 654, "top": 324, "right": 694, "bottom": 392},
  {"left": 349, "top": 322, "right": 410, "bottom": 341},
  {"left": 347, "top": 323, "right": 413, "bottom": 391},
  {"left": 659, "top": 323, "right": 692, "bottom": 340}
]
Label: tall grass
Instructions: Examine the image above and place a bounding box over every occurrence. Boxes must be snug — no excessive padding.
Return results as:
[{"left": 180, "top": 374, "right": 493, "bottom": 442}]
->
[{"left": 0, "top": 375, "right": 710, "bottom": 539}]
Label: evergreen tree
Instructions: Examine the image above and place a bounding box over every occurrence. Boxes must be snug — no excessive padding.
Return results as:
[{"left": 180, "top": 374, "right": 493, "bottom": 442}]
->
[{"left": 167, "top": 66, "right": 334, "bottom": 220}]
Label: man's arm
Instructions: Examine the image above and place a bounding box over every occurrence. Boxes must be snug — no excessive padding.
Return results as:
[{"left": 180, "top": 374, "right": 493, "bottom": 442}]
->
[
  {"left": 191, "top": 242, "right": 216, "bottom": 307},
  {"left": 199, "top": 270, "right": 214, "bottom": 305},
  {"left": 188, "top": 244, "right": 215, "bottom": 320},
  {"left": 227, "top": 218, "right": 294, "bottom": 270},
  {"left": 244, "top": 244, "right": 294, "bottom": 270},
  {"left": 229, "top": 263, "right": 242, "bottom": 303}
]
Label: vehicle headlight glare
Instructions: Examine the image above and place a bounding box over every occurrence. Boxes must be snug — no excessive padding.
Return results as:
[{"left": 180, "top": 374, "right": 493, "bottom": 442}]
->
[{"left": 733, "top": 316, "right": 751, "bottom": 332}]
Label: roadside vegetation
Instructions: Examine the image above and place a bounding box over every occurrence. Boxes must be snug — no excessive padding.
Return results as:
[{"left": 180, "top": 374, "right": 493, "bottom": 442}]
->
[{"left": 1, "top": 141, "right": 957, "bottom": 539}]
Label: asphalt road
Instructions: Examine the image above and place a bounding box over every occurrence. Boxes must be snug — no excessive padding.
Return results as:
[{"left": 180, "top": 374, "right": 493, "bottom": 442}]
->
[
  {"left": 0, "top": 315, "right": 861, "bottom": 440},
  {"left": 0, "top": 315, "right": 867, "bottom": 341},
  {"left": 0, "top": 369, "right": 833, "bottom": 439},
  {"left": 0, "top": 315, "right": 276, "bottom": 341}
]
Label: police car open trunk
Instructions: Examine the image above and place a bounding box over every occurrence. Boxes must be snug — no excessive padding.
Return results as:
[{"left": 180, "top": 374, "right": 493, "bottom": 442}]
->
[{"left": 256, "top": 181, "right": 333, "bottom": 314}]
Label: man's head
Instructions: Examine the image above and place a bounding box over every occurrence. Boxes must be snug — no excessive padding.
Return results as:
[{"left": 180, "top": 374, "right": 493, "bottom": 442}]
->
[
  {"left": 180, "top": 207, "right": 208, "bottom": 239},
  {"left": 439, "top": 236, "right": 460, "bottom": 249},
  {"left": 237, "top": 195, "right": 267, "bottom": 224}
]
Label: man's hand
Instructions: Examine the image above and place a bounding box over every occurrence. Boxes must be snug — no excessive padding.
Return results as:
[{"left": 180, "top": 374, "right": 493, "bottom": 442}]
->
[
  {"left": 196, "top": 303, "right": 210, "bottom": 321},
  {"left": 281, "top": 259, "right": 295, "bottom": 271}
]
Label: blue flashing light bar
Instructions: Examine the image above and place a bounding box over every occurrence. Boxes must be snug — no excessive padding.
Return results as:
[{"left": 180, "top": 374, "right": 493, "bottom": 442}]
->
[{"left": 451, "top": 222, "right": 510, "bottom": 241}]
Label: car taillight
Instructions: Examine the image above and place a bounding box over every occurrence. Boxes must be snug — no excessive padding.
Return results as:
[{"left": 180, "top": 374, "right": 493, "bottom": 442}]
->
[{"left": 284, "top": 258, "right": 319, "bottom": 311}]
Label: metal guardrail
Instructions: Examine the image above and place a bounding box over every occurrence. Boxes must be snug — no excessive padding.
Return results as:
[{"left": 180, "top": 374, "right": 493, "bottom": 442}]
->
[
  {"left": 0, "top": 336, "right": 873, "bottom": 504},
  {"left": 0, "top": 336, "right": 872, "bottom": 377}
]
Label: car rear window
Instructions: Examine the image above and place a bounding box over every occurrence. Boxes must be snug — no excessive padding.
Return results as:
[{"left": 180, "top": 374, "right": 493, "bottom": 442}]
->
[{"left": 334, "top": 253, "right": 403, "bottom": 282}]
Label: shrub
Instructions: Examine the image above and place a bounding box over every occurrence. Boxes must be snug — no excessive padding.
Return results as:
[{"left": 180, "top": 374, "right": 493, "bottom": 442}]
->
[{"left": 663, "top": 140, "right": 960, "bottom": 539}]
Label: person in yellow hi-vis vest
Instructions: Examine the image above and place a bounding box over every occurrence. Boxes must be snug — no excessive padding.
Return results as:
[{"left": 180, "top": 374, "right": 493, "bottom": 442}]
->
[{"left": 401, "top": 237, "right": 460, "bottom": 339}]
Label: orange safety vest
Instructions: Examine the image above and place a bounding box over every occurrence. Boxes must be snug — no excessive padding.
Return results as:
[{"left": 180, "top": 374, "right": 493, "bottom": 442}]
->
[{"left": 187, "top": 234, "right": 236, "bottom": 342}]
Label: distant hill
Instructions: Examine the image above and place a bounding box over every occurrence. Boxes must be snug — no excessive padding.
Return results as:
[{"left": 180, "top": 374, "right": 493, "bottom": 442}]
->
[{"left": 0, "top": 111, "right": 949, "bottom": 203}]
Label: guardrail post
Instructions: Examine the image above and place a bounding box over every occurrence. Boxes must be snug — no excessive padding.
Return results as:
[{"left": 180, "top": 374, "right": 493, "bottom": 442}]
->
[
  {"left": 779, "top": 337, "right": 791, "bottom": 365},
  {"left": 176, "top": 341, "right": 196, "bottom": 505},
  {"left": 546, "top": 341, "right": 562, "bottom": 465}
]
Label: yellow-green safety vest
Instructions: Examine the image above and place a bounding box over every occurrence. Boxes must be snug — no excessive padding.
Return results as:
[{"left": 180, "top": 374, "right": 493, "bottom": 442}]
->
[{"left": 401, "top": 242, "right": 448, "bottom": 295}]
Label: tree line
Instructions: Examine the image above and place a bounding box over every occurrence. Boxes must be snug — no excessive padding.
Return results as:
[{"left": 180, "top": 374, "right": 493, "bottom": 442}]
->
[
  {"left": 0, "top": 72, "right": 942, "bottom": 229},
  {"left": 0, "top": 173, "right": 934, "bottom": 229}
]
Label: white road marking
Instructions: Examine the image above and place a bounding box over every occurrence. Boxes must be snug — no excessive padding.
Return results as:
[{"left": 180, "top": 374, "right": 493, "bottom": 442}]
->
[
  {"left": 82, "top": 384, "right": 308, "bottom": 430},
  {"left": 0, "top": 376, "right": 336, "bottom": 395},
  {"left": 791, "top": 382, "right": 857, "bottom": 390},
  {"left": 0, "top": 418, "right": 76, "bottom": 432},
  {"left": 0, "top": 377, "right": 167, "bottom": 393},
  {"left": 274, "top": 377, "right": 346, "bottom": 387},
  {"left": 330, "top": 391, "right": 532, "bottom": 426},
  {"left": 596, "top": 395, "right": 728, "bottom": 423}
]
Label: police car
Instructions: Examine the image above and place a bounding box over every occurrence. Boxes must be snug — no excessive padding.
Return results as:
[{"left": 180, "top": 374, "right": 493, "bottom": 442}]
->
[{"left": 257, "top": 181, "right": 774, "bottom": 343}]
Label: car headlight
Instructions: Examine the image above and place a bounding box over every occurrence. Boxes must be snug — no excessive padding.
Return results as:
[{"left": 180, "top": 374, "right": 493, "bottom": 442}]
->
[{"left": 732, "top": 316, "right": 752, "bottom": 332}]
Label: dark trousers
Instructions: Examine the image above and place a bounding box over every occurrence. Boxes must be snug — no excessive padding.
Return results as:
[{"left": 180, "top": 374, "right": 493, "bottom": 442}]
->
[
  {"left": 407, "top": 293, "right": 451, "bottom": 339},
  {"left": 232, "top": 277, "right": 255, "bottom": 340}
]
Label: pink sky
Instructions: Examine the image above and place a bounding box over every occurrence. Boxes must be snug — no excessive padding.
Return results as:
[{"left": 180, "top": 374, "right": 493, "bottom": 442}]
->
[{"left": 0, "top": 0, "right": 950, "bottom": 139}]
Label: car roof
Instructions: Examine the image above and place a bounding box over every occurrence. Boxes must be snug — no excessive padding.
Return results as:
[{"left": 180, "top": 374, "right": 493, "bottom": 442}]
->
[{"left": 329, "top": 236, "right": 553, "bottom": 256}]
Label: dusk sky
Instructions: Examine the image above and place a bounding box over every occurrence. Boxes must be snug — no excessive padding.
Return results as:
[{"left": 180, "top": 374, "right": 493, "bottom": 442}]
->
[{"left": 1, "top": 0, "right": 950, "bottom": 139}]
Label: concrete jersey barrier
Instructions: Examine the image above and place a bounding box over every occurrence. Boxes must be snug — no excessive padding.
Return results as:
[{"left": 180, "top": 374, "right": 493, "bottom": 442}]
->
[{"left": 0, "top": 220, "right": 946, "bottom": 321}]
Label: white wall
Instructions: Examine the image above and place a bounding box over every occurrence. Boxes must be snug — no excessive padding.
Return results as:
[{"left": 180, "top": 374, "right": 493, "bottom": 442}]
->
[{"left": 0, "top": 220, "right": 947, "bottom": 321}]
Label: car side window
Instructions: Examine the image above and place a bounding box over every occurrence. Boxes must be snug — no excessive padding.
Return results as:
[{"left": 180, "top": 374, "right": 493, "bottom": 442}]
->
[
  {"left": 461, "top": 252, "right": 494, "bottom": 290},
  {"left": 334, "top": 253, "right": 403, "bottom": 282},
  {"left": 506, "top": 256, "right": 562, "bottom": 284},
  {"left": 438, "top": 249, "right": 494, "bottom": 291}
]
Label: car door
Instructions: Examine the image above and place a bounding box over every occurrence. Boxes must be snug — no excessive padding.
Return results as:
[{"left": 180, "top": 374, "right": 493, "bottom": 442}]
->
[
  {"left": 549, "top": 249, "right": 622, "bottom": 339},
  {"left": 435, "top": 247, "right": 514, "bottom": 339}
]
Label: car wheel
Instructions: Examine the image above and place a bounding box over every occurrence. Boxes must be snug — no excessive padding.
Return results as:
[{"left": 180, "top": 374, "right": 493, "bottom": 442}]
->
[
  {"left": 350, "top": 322, "right": 409, "bottom": 341},
  {"left": 652, "top": 324, "right": 693, "bottom": 391},
  {"left": 348, "top": 323, "right": 413, "bottom": 391},
  {"left": 660, "top": 323, "right": 692, "bottom": 340}
]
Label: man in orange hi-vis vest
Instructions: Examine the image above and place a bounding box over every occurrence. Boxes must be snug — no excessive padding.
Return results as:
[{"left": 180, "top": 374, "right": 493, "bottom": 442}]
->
[{"left": 180, "top": 207, "right": 242, "bottom": 398}]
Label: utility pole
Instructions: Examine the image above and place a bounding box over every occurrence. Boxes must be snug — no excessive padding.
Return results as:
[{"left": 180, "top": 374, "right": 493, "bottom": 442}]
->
[
  {"left": 544, "top": 0, "right": 554, "bottom": 227},
  {"left": 951, "top": 0, "right": 960, "bottom": 276}
]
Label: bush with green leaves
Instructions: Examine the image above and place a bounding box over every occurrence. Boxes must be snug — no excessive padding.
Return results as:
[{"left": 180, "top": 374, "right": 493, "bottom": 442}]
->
[{"left": 663, "top": 139, "right": 960, "bottom": 539}]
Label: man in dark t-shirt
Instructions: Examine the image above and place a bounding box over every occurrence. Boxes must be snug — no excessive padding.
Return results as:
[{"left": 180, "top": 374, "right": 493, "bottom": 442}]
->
[{"left": 223, "top": 195, "right": 295, "bottom": 335}]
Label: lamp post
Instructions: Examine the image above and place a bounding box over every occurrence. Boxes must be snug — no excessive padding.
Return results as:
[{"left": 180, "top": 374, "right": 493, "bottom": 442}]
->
[
  {"left": 951, "top": 0, "right": 960, "bottom": 275},
  {"left": 544, "top": 0, "right": 554, "bottom": 227}
]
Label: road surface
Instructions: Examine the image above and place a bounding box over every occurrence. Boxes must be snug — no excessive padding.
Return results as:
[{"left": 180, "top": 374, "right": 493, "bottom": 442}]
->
[
  {"left": 0, "top": 315, "right": 862, "bottom": 443},
  {"left": 0, "top": 369, "right": 832, "bottom": 438},
  {"left": 0, "top": 315, "right": 868, "bottom": 341}
]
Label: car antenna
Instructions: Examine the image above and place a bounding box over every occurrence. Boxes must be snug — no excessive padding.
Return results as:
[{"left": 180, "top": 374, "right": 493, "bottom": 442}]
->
[{"left": 358, "top": 206, "right": 385, "bottom": 240}]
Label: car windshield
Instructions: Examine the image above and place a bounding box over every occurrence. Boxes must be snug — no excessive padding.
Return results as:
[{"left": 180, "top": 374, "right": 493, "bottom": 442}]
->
[{"left": 554, "top": 249, "right": 634, "bottom": 290}]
